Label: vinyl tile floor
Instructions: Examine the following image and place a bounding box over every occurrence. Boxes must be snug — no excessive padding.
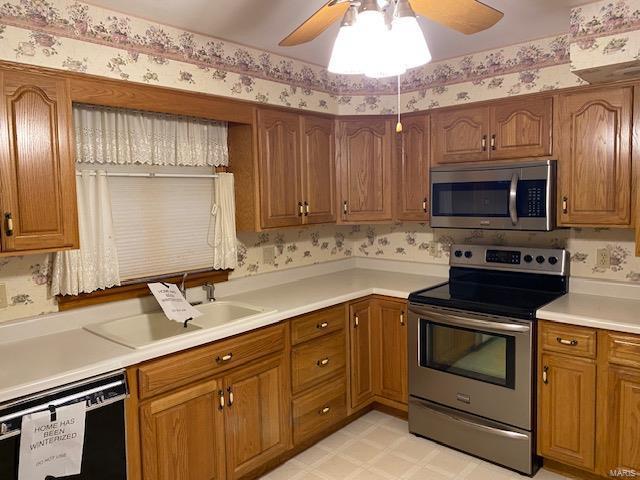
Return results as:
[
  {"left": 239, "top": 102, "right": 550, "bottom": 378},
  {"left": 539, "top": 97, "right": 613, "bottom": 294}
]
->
[{"left": 260, "top": 411, "right": 569, "bottom": 480}]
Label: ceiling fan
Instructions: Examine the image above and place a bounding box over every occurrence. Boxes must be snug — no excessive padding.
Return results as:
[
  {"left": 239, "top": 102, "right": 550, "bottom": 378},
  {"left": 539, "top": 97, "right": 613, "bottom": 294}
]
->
[{"left": 279, "top": 0, "right": 504, "bottom": 47}]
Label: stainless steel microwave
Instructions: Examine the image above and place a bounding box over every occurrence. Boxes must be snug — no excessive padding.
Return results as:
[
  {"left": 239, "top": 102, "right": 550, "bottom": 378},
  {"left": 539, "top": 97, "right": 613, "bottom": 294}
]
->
[{"left": 430, "top": 160, "right": 556, "bottom": 231}]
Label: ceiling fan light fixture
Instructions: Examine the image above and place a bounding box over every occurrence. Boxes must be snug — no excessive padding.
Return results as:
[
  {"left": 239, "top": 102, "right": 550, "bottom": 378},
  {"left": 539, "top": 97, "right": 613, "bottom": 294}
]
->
[
  {"left": 364, "top": 26, "right": 407, "bottom": 78},
  {"left": 392, "top": 0, "right": 432, "bottom": 69},
  {"left": 328, "top": 5, "right": 363, "bottom": 75}
]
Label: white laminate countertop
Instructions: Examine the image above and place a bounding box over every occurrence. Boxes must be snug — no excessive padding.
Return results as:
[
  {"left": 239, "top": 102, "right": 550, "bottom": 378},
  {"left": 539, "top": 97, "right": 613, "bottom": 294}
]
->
[
  {"left": 0, "top": 266, "right": 446, "bottom": 403},
  {"left": 538, "top": 292, "right": 640, "bottom": 335}
]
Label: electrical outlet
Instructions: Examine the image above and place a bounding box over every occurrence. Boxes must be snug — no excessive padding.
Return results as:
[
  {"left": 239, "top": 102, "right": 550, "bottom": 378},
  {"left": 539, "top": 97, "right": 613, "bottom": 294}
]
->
[
  {"left": 596, "top": 248, "right": 610, "bottom": 268},
  {"left": 262, "top": 246, "right": 276, "bottom": 265},
  {"left": 428, "top": 241, "right": 439, "bottom": 257},
  {"left": 0, "top": 283, "right": 7, "bottom": 309}
]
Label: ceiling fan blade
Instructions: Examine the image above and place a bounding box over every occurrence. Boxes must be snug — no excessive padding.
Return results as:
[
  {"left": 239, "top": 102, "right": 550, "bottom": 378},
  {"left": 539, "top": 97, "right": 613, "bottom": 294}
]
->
[
  {"left": 409, "top": 0, "right": 504, "bottom": 34},
  {"left": 279, "top": 1, "right": 349, "bottom": 46}
]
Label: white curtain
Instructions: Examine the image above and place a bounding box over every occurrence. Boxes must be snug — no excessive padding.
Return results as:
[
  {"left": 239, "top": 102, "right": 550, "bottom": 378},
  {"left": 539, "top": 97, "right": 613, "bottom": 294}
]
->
[
  {"left": 51, "top": 171, "right": 121, "bottom": 296},
  {"left": 73, "top": 104, "right": 229, "bottom": 167},
  {"left": 210, "top": 173, "right": 237, "bottom": 270}
]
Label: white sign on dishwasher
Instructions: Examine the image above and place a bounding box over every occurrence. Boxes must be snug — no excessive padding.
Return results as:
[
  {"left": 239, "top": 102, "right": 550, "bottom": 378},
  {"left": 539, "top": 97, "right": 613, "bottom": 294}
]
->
[
  {"left": 148, "top": 282, "right": 203, "bottom": 323},
  {"left": 18, "top": 402, "right": 87, "bottom": 480}
]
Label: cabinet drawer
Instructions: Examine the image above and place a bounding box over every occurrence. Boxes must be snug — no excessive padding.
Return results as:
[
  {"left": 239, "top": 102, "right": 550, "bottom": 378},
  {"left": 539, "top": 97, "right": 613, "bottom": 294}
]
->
[
  {"left": 291, "top": 305, "right": 345, "bottom": 345},
  {"left": 540, "top": 322, "right": 596, "bottom": 358},
  {"left": 292, "top": 377, "right": 347, "bottom": 445},
  {"left": 291, "top": 331, "right": 346, "bottom": 394},
  {"left": 138, "top": 324, "right": 285, "bottom": 399},
  {"left": 608, "top": 332, "right": 640, "bottom": 369}
]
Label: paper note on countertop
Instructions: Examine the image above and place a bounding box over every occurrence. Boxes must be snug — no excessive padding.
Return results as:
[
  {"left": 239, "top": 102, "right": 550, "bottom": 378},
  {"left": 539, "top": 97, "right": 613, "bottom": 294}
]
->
[
  {"left": 148, "top": 282, "right": 203, "bottom": 323},
  {"left": 18, "top": 402, "right": 87, "bottom": 480}
]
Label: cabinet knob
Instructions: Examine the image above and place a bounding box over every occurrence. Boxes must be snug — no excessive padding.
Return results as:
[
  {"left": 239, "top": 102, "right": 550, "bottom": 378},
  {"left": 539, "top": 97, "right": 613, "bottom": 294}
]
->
[
  {"left": 542, "top": 365, "right": 549, "bottom": 384},
  {"left": 556, "top": 337, "right": 578, "bottom": 346},
  {"left": 317, "top": 357, "right": 330, "bottom": 367},
  {"left": 317, "top": 322, "right": 329, "bottom": 330},
  {"left": 562, "top": 196, "right": 568, "bottom": 214},
  {"left": 319, "top": 406, "right": 331, "bottom": 415},
  {"left": 4, "top": 213, "right": 13, "bottom": 237},
  {"left": 216, "top": 353, "right": 233, "bottom": 363}
]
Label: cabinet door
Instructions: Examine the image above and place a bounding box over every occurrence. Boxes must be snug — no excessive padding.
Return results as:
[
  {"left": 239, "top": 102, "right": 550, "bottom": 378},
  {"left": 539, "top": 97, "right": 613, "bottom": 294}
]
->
[
  {"left": 223, "top": 354, "right": 290, "bottom": 480},
  {"left": 432, "top": 106, "right": 490, "bottom": 164},
  {"left": 337, "top": 118, "right": 393, "bottom": 222},
  {"left": 0, "top": 70, "right": 78, "bottom": 252},
  {"left": 539, "top": 353, "right": 596, "bottom": 470},
  {"left": 558, "top": 87, "right": 632, "bottom": 226},
  {"left": 375, "top": 299, "right": 408, "bottom": 404},
  {"left": 140, "top": 378, "right": 226, "bottom": 480},
  {"left": 349, "top": 300, "right": 375, "bottom": 409},
  {"left": 300, "top": 114, "right": 336, "bottom": 224},
  {"left": 396, "top": 114, "right": 430, "bottom": 222},
  {"left": 257, "top": 109, "right": 302, "bottom": 228},
  {"left": 490, "top": 97, "right": 552, "bottom": 160},
  {"left": 603, "top": 365, "right": 640, "bottom": 475}
]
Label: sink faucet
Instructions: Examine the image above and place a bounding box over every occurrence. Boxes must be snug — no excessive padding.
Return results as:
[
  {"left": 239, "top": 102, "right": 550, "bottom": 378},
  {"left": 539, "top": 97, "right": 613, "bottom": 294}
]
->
[
  {"left": 203, "top": 282, "right": 216, "bottom": 302},
  {"left": 178, "top": 272, "right": 188, "bottom": 300}
]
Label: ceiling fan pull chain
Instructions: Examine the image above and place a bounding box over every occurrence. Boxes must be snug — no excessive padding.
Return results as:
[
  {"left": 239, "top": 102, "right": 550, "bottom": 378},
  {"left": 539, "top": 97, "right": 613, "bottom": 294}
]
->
[{"left": 396, "top": 74, "right": 403, "bottom": 133}]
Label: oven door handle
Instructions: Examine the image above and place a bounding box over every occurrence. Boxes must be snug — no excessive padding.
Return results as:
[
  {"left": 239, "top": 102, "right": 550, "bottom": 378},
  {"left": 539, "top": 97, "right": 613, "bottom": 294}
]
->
[
  {"left": 509, "top": 172, "right": 519, "bottom": 226},
  {"left": 410, "top": 306, "right": 530, "bottom": 333},
  {"left": 421, "top": 399, "right": 529, "bottom": 440}
]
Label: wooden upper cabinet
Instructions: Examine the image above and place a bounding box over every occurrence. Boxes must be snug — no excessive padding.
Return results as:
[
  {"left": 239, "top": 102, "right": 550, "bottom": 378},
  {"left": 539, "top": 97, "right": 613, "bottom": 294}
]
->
[
  {"left": 538, "top": 353, "right": 596, "bottom": 470},
  {"left": 223, "top": 354, "right": 290, "bottom": 480},
  {"left": 140, "top": 378, "right": 226, "bottom": 480},
  {"left": 256, "top": 109, "right": 302, "bottom": 229},
  {"left": 490, "top": 97, "right": 552, "bottom": 160},
  {"left": 349, "top": 299, "right": 375, "bottom": 410},
  {"left": 558, "top": 87, "right": 632, "bottom": 226},
  {"left": 603, "top": 365, "right": 640, "bottom": 475},
  {"left": 300, "top": 115, "right": 336, "bottom": 224},
  {"left": 375, "top": 299, "right": 408, "bottom": 404},
  {"left": 337, "top": 118, "right": 393, "bottom": 222},
  {"left": 0, "top": 70, "right": 78, "bottom": 253},
  {"left": 396, "top": 114, "right": 430, "bottom": 222},
  {"left": 432, "top": 106, "right": 490, "bottom": 164}
]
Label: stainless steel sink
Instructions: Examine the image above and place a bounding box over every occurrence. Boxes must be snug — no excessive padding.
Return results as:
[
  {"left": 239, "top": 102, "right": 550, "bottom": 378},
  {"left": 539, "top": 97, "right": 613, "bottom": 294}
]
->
[{"left": 85, "top": 301, "right": 275, "bottom": 349}]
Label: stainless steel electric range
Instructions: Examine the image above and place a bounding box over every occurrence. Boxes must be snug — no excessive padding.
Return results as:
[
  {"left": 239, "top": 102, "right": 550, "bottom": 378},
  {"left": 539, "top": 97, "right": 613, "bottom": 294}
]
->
[{"left": 408, "top": 244, "right": 569, "bottom": 476}]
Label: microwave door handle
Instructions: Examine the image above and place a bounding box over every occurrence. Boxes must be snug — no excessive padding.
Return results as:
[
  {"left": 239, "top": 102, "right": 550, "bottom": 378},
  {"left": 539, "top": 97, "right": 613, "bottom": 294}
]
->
[{"left": 509, "top": 173, "right": 519, "bottom": 226}]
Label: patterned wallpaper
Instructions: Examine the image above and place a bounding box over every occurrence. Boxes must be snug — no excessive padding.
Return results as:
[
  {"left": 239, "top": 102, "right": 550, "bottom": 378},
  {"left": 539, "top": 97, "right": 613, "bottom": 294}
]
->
[{"left": 1, "top": 225, "right": 639, "bottom": 323}]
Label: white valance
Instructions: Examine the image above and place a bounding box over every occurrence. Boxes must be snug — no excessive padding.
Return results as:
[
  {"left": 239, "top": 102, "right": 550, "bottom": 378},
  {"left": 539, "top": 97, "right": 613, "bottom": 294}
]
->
[{"left": 73, "top": 104, "right": 229, "bottom": 167}]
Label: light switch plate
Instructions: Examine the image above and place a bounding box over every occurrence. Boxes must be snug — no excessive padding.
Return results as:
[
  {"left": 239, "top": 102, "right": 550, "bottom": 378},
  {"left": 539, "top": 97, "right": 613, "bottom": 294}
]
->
[
  {"left": 0, "top": 283, "right": 7, "bottom": 309},
  {"left": 262, "top": 246, "right": 276, "bottom": 265}
]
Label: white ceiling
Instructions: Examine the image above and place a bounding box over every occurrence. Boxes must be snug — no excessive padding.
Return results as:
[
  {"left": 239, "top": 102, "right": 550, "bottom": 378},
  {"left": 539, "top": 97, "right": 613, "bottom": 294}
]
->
[{"left": 84, "top": 0, "right": 589, "bottom": 66}]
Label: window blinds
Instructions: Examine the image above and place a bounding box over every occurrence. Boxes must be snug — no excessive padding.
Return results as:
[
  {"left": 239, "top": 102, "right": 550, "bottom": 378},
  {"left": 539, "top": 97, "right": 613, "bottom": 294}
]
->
[{"left": 108, "top": 175, "right": 216, "bottom": 281}]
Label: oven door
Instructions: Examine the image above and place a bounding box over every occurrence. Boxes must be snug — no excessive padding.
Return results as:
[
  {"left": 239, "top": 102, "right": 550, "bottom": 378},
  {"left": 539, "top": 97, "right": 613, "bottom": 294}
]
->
[
  {"left": 408, "top": 304, "right": 533, "bottom": 430},
  {"left": 430, "top": 161, "right": 555, "bottom": 231}
]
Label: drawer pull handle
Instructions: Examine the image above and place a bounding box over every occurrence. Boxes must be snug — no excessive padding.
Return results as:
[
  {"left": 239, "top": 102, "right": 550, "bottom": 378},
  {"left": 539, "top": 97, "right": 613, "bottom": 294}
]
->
[
  {"left": 400, "top": 311, "right": 405, "bottom": 326},
  {"left": 422, "top": 198, "right": 428, "bottom": 213},
  {"left": 562, "top": 196, "right": 568, "bottom": 214},
  {"left": 4, "top": 213, "right": 13, "bottom": 237},
  {"left": 217, "top": 353, "right": 233, "bottom": 363},
  {"left": 354, "top": 315, "right": 359, "bottom": 328},
  {"left": 227, "top": 387, "right": 234, "bottom": 407},
  {"left": 298, "top": 202, "right": 304, "bottom": 217},
  {"left": 481, "top": 135, "right": 487, "bottom": 151},
  {"left": 218, "top": 390, "right": 225, "bottom": 410},
  {"left": 543, "top": 365, "right": 549, "bottom": 384},
  {"left": 317, "top": 358, "right": 330, "bottom": 367},
  {"left": 319, "top": 406, "right": 330, "bottom": 415},
  {"left": 556, "top": 337, "right": 578, "bottom": 346},
  {"left": 317, "top": 322, "right": 329, "bottom": 329}
]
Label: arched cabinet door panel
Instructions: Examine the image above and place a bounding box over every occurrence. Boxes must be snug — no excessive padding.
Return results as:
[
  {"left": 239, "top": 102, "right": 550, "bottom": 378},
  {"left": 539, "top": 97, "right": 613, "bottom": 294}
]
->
[
  {"left": 558, "top": 87, "right": 632, "bottom": 226},
  {"left": 0, "top": 70, "right": 78, "bottom": 253},
  {"left": 396, "top": 114, "right": 430, "bottom": 222},
  {"left": 432, "top": 106, "right": 490, "bottom": 164}
]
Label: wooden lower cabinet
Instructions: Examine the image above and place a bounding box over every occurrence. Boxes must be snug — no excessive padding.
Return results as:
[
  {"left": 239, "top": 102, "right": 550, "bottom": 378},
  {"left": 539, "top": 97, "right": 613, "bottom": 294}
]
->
[
  {"left": 140, "top": 378, "right": 226, "bottom": 480},
  {"left": 538, "top": 352, "right": 597, "bottom": 470},
  {"left": 539, "top": 321, "right": 640, "bottom": 478},
  {"left": 223, "top": 354, "right": 291, "bottom": 479},
  {"left": 348, "top": 299, "right": 376, "bottom": 410},
  {"left": 375, "top": 299, "right": 408, "bottom": 404}
]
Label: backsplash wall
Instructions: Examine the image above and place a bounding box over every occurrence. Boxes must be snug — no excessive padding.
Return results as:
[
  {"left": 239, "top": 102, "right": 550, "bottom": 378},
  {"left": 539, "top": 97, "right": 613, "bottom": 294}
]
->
[{"left": 1, "top": 226, "right": 638, "bottom": 323}]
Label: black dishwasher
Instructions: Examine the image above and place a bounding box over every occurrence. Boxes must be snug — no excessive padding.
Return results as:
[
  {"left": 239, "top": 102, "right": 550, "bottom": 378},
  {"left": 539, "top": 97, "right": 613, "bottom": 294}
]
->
[{"left": 0, "top": 370, "right": 128, "bottom": 480}]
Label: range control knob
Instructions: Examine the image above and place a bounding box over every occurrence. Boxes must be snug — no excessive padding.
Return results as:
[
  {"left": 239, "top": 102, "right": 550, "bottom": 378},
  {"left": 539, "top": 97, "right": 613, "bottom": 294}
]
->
[
  {"left": 523, "top": 254, "right": 533, "bottom": 263},
  {"left": 536, "top": 255, "right": 546, "bottom": 264},
  {"left": 548, "top": 256, "right": 558, "bottom": 265},
  {"left": 454, "top": 250, "right": 463, "bottom": 258},
  {"left": 464, "top": 251, "right": 473, "bottom": 259}
]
